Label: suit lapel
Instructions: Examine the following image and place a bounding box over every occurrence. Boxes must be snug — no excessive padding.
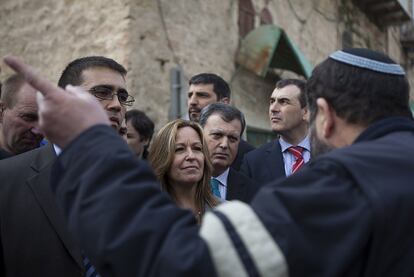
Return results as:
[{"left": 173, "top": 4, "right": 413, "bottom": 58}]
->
[
  {"left": 26, "top": 144, "right": 84, "bottom": 270},
  {"left": 265, "top": 141, "right": 286, "bottom": 180},
  {"left": 226, "top": 168, "right": 246, "bottom": 201}
]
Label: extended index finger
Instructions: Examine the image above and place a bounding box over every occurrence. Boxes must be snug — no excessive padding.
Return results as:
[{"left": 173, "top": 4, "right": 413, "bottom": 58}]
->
[{"left": 3, "top": 55, "right": 63, "bottom": 98}]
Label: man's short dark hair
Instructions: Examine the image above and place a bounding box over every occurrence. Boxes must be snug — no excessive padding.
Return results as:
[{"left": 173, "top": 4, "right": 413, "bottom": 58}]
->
[
  {"left": 306, "top": 55, "right": 412, "bottom": 126},
  {"left": 199, "top": 103, "right": 246, "bottom": 136},
  {"left": 275, "top": 78, "right": 307, "bottom": 108},
  {"left": 189, "top": 73, "right": 231, "bottom": 100},
  {"left": 125, "top": 109, "right": 155, "bottom": 141},
  {"left": 58, "top": 56, "right": 127, "bottom": 88},
  {"left": 1, "top": 74, "right": 26, "bottom": 108}
]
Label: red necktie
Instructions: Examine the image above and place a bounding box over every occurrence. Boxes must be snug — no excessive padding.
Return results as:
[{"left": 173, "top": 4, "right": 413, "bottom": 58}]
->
[{"left": 288, "top": 146, "right": 304, "bottom": 174}]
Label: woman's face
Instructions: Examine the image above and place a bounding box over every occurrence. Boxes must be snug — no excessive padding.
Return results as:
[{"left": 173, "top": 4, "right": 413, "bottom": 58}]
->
[
  {"left": 126, "top": 120, "right": 147, "bottom": 157},
  {"left": 168, "top": 126, "right": 205, "bottom": 187}
]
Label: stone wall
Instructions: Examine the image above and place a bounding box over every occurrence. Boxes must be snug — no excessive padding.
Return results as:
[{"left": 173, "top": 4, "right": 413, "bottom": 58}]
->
[
  {"left": 231, "top": 0, "right": 414, "bottom": 132},
  {"left": 1, "top": 0, "right": 412, "bottom": 133},
  {"left": 126, "top": 0, "right": 239, "bottom": 127},
  {"left": 231, "top": 0, "right": 342, "bottom": 132},
  {"left": 0, "top": 0, "right": 130, "bottom": 83}
]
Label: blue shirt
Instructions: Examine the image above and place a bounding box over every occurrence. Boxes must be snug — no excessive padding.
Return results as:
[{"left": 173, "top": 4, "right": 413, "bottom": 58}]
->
[{"left": 279, "top": 135, "right": 311, "bottom": 176}]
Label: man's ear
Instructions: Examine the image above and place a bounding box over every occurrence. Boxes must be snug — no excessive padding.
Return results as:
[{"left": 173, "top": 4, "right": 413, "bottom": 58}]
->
[
  {"left": 316, "top": 98, "right": 335, "bottom": 139},
  {"left": 219, "top": 97, "right": 230, "bottom": 105},
  {"left": 141, "top": 137, "right": 150, "bottom": 146},
  {"left": 302, "top": 106, "right": 309, "bottom": 122}
]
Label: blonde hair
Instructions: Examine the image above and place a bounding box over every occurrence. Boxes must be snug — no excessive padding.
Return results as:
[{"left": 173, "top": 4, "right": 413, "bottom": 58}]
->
[{"left": 148, "top": 119, "right": 218, "bottom": 216}]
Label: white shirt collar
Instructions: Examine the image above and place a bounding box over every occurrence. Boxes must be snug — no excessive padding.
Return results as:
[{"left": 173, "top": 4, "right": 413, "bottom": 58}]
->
[
  {"left": 53, "top": 144, "right": 62, "bottom": 156},
  {"left": 212, "top": 167, "right": 230, "bottom": 187}
]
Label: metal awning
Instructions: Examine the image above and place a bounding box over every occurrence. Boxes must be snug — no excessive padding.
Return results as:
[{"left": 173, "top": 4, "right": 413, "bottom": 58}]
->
[
  {"left": 236, "top": 25, "right": 313, "bottom": 78},
  {"left": 354, "top": 0, "right": 412, "bottom": 27}
]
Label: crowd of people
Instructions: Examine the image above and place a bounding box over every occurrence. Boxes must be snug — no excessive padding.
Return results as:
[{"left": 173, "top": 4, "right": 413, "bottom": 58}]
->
[{"left": 0, "top": 47, "right": 413, "bottom": 276}]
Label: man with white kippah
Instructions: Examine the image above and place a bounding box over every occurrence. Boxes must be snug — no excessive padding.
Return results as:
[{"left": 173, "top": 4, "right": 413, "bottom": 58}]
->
[{"left": 3, "top": 47, "right": 414, "bottom": 276}]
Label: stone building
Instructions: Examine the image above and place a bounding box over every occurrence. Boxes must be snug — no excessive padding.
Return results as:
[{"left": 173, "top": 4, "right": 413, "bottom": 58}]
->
[{"left": 1, "top": 0, "right": 413, "bottom": 146}]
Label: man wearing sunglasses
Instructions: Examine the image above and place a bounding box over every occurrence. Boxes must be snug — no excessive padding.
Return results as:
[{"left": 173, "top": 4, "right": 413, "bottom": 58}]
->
[{"left": 0, "top": 56, "right": 132, "bottom": 277}]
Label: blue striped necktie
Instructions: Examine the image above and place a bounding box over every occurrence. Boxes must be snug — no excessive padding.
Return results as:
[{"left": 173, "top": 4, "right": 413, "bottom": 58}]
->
[
  {"left": 83, "top": 256, "right": 101, "bottom": 277},
  {"left": 210, "top": 178, "right": 222, "bottom": 198}
]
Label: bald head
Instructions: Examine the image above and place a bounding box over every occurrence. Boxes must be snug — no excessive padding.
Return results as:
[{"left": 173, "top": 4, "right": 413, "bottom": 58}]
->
[{"left": 1, "top": 74, "right": 27, "bottom": 108}]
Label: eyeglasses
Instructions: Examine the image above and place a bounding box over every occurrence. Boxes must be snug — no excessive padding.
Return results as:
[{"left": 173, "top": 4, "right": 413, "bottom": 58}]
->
[{"left": 88, "top": 86, "right": 135, "bottom": 107}]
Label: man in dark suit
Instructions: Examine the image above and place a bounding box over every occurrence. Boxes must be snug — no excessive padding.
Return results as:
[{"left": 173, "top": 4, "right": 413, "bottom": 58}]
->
[
  {"left": 241, "top": 79, "right": 310, "bottom": 185},
  {"left": 0, "top": 143, "right": 85, "bottom": 276},
  {"left": 0, "top": 56, "right": 132, "bottom": 276},
  {"left": 187, "top": 73, "right": 254, "bottom": 170},
  {"left": 199, "top": 103, "right": 259, "bottom": 203},
  {"left": 8, "top": 48, "right": 414, "bottom": 276}
]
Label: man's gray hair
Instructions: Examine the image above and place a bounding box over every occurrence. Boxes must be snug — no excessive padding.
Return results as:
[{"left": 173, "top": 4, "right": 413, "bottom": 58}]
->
[{"left": 199, "top": 103, "right": 246, "bottom": 136}]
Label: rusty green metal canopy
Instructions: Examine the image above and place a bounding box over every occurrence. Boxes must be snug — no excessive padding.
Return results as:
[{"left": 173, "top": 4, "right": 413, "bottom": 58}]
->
[{"left": 236, "top": 25, "right": 313, "bottom": 78}]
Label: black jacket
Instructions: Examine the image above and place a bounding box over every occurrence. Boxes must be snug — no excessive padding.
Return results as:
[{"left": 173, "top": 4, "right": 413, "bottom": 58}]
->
[
  {"left": 230, "top": 139, "right": 255, "bottom": 171},
  {"left": 226, "top": 168, "right": 259, "bottom": 203},
  {"left": 0, "top": 149, "right": 11, "bottom": 160},
  {"left": 240, "top": 140, "right": 286, "bottom": 186},
  {"left": 52, "top": 117, "right": 414, "bottom": 276},
  {"left": 0, "top": 144, "right": 85, "bottom": 276}
]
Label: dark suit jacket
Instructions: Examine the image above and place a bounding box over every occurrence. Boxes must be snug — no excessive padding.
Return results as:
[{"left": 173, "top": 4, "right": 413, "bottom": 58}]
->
[
  {"left": 231, "top": 139, "right": 255, "bottom": 171},
  {"left": 51, "top": 115, "right": 414, "bottom": 276},
  {"left": 0, "top": 149, "right": 11, "bottom": 160},
  {"left": 240, "top": 140, "right": 286, "bottom": 187},
  {"left": 0, "top": 144, "right": 85, "bottom": 276},
  {"left": 226, "top": 168, "right": 259, "bottom": 203},
  {"left": 52, "top": 126, "right": 218, "bottom": 276}
]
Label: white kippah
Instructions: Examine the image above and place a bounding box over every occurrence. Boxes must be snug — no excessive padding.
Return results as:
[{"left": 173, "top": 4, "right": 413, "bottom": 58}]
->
[{"left": 329, "top": 50, "right": 405, "bottom": 76}]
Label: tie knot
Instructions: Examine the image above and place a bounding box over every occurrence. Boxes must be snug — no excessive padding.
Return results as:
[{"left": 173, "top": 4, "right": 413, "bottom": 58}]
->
[
  {"left": 287, "top": 146, "right": 304, "bottom": 159},
  {"left": 210, "top": 178, "right": 220, "bottom": 189}
]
